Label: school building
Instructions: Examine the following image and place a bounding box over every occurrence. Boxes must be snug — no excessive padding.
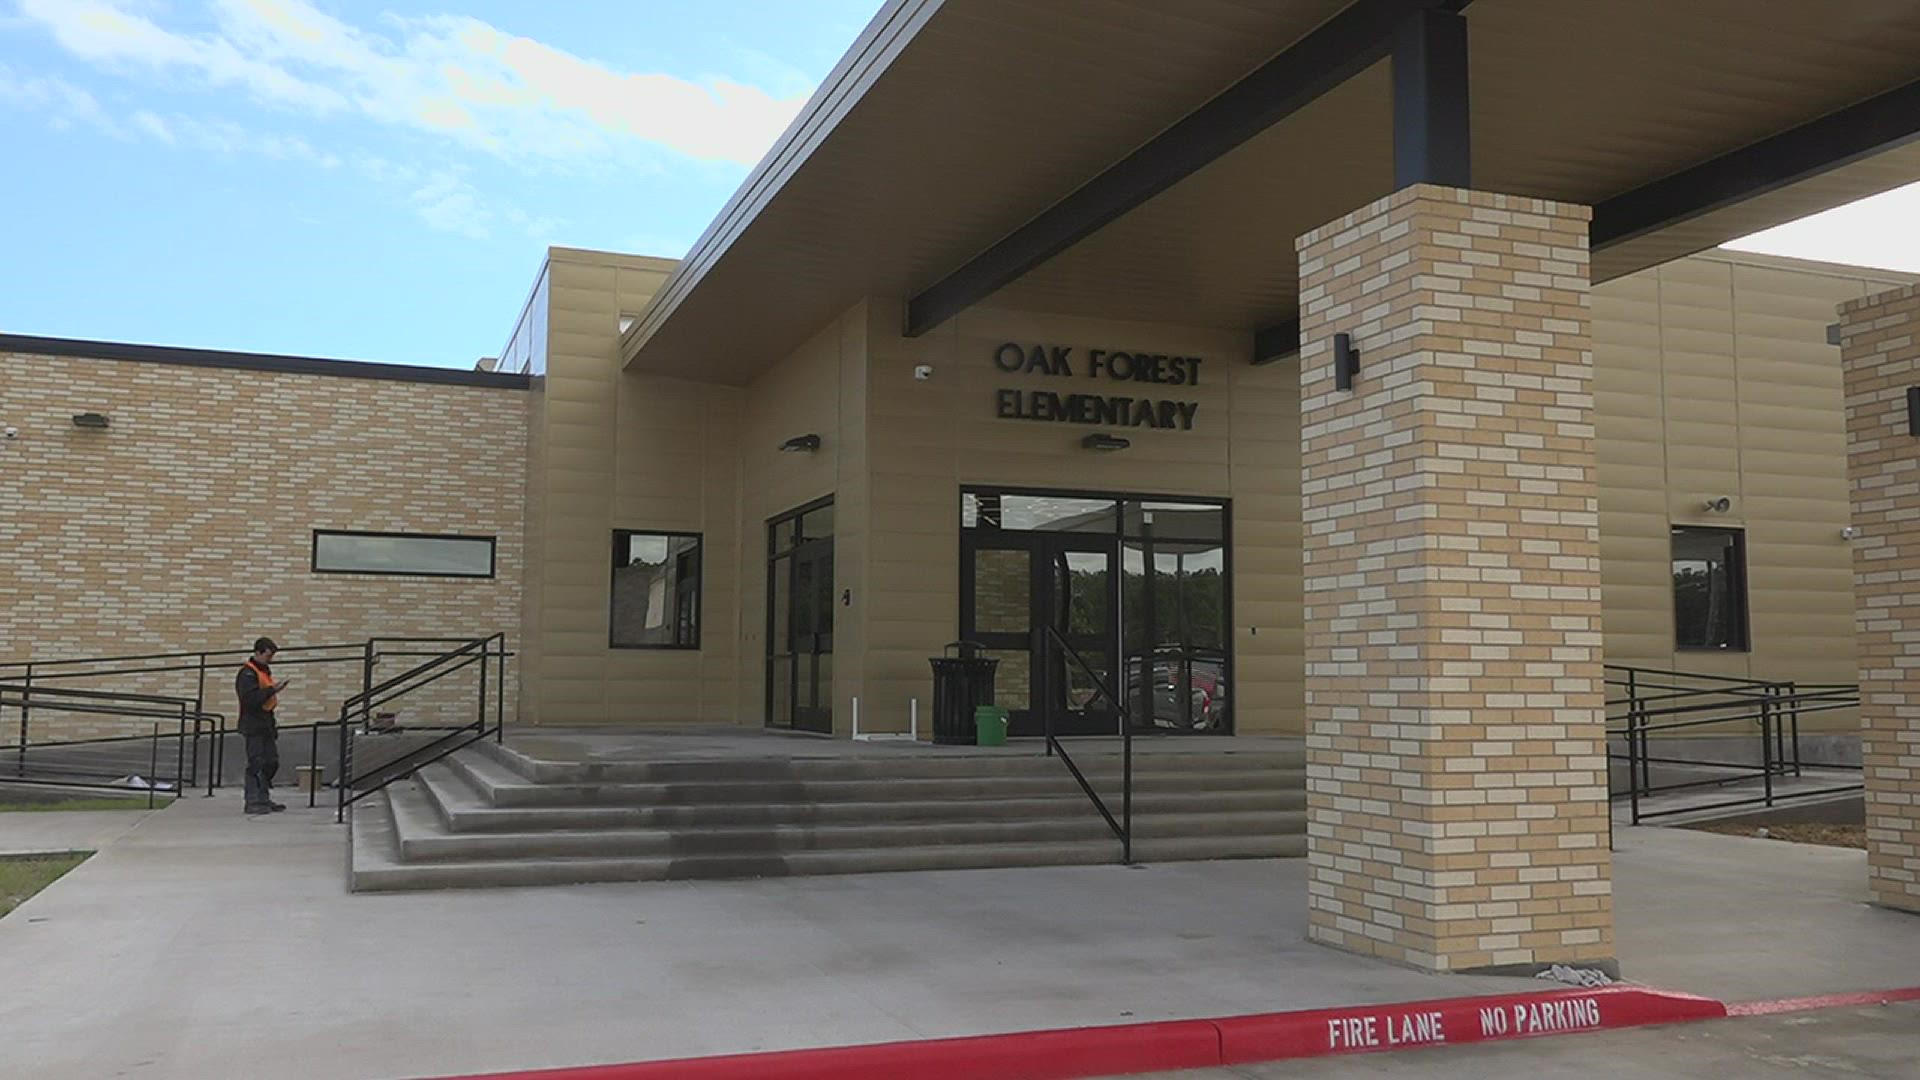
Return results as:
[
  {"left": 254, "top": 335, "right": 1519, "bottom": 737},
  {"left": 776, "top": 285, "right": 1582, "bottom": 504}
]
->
[{"left": 8, "top": 0, "right": 1920, "bottom": 972}]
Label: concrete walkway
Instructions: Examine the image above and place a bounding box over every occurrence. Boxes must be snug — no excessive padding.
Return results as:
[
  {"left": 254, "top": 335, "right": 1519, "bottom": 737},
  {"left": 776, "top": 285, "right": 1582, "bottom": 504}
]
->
[
  {"left": 0, "top": 806, "right": 155, "bottom": 855},
  {"left": 1612, "top": 826, "right": 1920, "bottom": 999},
  {"left": 0, "top": 793, "right": 1914, "bottom": 1080}
]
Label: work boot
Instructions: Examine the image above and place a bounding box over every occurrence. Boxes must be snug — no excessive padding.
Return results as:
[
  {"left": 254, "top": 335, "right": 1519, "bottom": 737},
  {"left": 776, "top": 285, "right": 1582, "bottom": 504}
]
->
[
  {"left": 245, "top": 805, "right": 271, "bottom": 816},
  {"left": 268, "top": 802, "right": 287, "bottom": 812}
]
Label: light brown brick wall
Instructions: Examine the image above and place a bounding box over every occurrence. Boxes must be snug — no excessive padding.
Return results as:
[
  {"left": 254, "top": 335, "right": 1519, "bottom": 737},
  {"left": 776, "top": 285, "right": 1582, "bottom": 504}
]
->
[
  {"left": 0, "top": 352, "right": 526, "bottom": 742},
  {"left": 1839, "top": 282, "right": 1920, "bottom": 913},
  {"left": 1298, "top": 185, "right": 1612, "bottom": 972}
]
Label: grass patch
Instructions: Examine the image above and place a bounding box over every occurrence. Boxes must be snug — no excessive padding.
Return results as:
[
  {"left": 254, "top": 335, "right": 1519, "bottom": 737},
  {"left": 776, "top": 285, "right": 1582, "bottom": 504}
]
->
[
  {"left": 0, "top": 852, "right": 88, "bottom": 918},
  {"left": 1690, "top": 822, "right": 1866, "bottom": 849},
  {"left": 0, "top": 797, "right": 172, "bottom": 813}
]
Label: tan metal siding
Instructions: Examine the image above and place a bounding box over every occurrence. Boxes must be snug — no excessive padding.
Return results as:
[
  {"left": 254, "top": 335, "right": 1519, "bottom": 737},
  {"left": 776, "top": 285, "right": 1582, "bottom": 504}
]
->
[{"left": 1593, "top": 251, "right": 1915, "bottom": 723}]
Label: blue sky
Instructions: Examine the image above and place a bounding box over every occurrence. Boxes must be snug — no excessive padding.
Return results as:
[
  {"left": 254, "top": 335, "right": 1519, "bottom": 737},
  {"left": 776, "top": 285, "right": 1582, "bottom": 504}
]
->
[
  {"left": 1, "top": 1, "right": 1918, "bottom": 371},
  {"left": 0, "top": 0, "right": 878, "bottom": 367}
]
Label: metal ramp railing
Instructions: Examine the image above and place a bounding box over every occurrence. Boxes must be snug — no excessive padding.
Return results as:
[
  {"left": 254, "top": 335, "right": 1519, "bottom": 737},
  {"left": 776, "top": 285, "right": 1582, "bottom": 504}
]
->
[{"left": 1607, "top": 664, "right": 1860, "bottom": 825}]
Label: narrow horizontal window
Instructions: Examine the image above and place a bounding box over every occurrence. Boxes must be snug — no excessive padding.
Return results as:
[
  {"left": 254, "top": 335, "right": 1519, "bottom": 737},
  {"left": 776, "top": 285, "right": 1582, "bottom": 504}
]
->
[
  {"left": 612, "top": 530, "right": 702, "bottom": 649},
  {"left": 312, "top": 530, "right": 495, "bottom": 578}
]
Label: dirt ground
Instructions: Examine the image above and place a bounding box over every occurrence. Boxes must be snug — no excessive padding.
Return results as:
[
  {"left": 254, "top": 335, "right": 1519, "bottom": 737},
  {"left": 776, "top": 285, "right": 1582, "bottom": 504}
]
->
[{"left": 1687, "top": 821, "right": 1866, "bottom": 849}]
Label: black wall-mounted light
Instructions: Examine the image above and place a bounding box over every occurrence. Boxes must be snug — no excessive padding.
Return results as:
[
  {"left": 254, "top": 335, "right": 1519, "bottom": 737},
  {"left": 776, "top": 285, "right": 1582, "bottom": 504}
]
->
[
  {"left": 779, "top": 433, "right": 822, "bottom": 453},
  {"left": 71, "top": 412, "right": 111, "bottom": 429},
  {"left": 1081, "top": 432, "right": 1130, "bottom": 451},
  {"left": 1908, "top": 387, "right": 1919, "bottom": 437},
  {"left": 1333, "top": 333, "right": 1360, "bottom": 391}
]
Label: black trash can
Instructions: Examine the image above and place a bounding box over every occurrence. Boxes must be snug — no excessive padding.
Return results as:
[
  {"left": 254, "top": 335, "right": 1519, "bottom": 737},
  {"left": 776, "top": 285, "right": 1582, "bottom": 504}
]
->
[{"left": 929, "top": 641, "right": 999, "bottom": 745}]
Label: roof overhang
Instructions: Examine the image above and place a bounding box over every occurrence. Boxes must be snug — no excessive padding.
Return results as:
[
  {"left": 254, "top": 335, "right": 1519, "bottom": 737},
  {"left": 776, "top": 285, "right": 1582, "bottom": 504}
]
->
[{"left": 625, "top": 0, "right": 1920, "bottom": 384}]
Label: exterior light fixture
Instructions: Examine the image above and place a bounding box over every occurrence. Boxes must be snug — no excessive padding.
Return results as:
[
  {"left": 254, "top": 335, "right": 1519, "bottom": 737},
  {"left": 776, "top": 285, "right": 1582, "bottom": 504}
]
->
[
  {"left": 1908, "top": 386, "right": 1920, "bottom": 437},
  {"left": 1701, "top": 496, "right": 1731, "bottom": 513},
  {"left": 779, "top": 434, "right": 821, "bottom": 453},
  {"left": 1333, "top": 333, "right": 1359, "bottom": 391},
  {"left": 71, "top": 412, "right": 111, "bottom": 429},
  {"left": 1081, "top": 433, "right": 1130, "bottom": 451}
]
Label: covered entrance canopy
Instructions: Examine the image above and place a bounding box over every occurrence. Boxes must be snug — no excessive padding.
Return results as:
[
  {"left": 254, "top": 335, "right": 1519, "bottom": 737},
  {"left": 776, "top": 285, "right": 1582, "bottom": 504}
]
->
[
  {"left": 624, "top": 0, "right": 1920, "bottom": 383},
  {"left": 608, "top": 0, "right": 1920, "bottom": 977}
]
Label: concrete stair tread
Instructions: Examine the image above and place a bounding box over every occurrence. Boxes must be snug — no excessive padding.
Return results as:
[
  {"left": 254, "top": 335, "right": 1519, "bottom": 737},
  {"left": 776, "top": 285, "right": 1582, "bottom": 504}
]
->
[
  {"left": 416, "top": 760, "right": 1305, "bottom": 831},
  {"left": 475, "top": 737, "right": 1305, "bottom": 784},
  {"left": 353, "top": 793, "right": 1301, "bottom": 892},
  {"left": 446, "top": 750, "right": 1303, "bottom": 807},
  {"left": 389, "top": 777, "right": 1303, "bottom": 860},
  {"left": 348, "top": 743, "right": 1311, "bottom": 892}
]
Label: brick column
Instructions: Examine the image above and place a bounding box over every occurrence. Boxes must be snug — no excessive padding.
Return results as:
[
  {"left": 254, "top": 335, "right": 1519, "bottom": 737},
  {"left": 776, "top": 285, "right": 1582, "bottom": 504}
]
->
[
  {"left": 1297, "top": 185, "right": 1612, "bottom": 973},
  {"left": 1839, "top": 283, "right": 1920, "bottom": 914}
]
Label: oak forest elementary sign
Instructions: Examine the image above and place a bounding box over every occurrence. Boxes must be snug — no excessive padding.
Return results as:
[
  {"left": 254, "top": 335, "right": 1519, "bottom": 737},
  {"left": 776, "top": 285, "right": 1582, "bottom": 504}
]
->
[{"left": 990, "top": 341, "right": 1203, "bottom": 431}]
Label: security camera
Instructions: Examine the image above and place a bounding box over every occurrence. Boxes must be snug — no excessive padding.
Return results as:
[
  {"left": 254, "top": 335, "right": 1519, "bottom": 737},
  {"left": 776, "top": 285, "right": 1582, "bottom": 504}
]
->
[
  {"left": 1, "top": 426, "right": 15, "bottom": 439},
  {"left": 912, "top": 364, "right": 933, "bottom": 382},
  {"left": 1841, "top": 525, "right": 1860, "bottom": 541},
  {"left": 1703, "top": 497, "right": 1731, "bottom": 513}
]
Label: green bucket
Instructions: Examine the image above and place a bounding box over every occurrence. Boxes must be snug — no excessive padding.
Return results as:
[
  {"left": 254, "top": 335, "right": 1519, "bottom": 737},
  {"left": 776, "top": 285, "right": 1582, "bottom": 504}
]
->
[{"left": 973, "top": 704, "right": 1009, "bottom": 747}]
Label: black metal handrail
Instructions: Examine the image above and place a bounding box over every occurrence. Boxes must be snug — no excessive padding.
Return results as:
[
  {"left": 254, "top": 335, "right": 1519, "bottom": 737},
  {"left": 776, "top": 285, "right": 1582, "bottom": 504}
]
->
[
  {"left": 0, "top": 639, "right": 494, "bottom": 796},
  {"left": 3, "top": 637, "right": 508, "bottom": 808},
  {"left": 1035, "top": 623, "right": 1132, "bottom": 863},
  {"left": 0, "top": 682, "right": 221, "bottom": 804},
  {"left": 326, "top": 634, "right": 509, "bottom": 823},
  {"left": 1606, "top": 663, "right": 1861, "bottom": 824}
]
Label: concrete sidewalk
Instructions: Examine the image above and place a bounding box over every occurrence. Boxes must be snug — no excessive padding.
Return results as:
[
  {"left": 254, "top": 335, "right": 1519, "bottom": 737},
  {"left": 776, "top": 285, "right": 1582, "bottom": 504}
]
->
[
  {"left": 0, "top": 805, "right": 156, "bottom": 855},
  {"left": 0, "top": 792, "right": 1914, "bottom": 1080},
  {"left": 1612, "top": 826, "right": 1920, "bottom": 999}
]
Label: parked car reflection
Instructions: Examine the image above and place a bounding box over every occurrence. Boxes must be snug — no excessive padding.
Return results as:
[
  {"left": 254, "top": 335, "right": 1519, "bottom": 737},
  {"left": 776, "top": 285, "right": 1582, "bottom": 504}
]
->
[{"left": 1123, "top": 647, "right": 1227, "bottom": 731}]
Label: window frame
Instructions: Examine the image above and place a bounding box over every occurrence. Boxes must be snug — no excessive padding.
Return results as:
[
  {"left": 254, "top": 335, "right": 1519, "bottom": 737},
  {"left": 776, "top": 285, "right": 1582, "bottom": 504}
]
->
[
  {"left": 1670, "top": 525, "right": 1751, "bottom": 653},
  {"left": 609, "top": 528, "right": 704, "bottom": 651},
  {"left": 309, "top": 529, "right": 497, "bottom": 579}
]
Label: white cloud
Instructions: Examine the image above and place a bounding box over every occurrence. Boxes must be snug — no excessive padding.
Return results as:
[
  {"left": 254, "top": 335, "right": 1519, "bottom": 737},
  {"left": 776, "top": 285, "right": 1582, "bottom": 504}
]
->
[
  {"left": 408, "top": 170, "right": 490, "bottom": 239},
  {"left": 19, "top": 0, "right": 350, "bottom": 112},
  {"left": 0, "top": 63, "right": 122, "bottom": 134},
  {"left": 130, "top": 108, "right": 173, "bottom": 142},
  {"left": 15, "top": 0, "right": 810, "bottom": 169}
]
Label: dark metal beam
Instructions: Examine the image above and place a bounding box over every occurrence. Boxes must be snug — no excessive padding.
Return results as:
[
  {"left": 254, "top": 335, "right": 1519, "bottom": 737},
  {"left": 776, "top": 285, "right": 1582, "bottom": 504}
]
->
[
  {"left": 1592, "top": 75, "right": 1920, "bottom": 249},
  {"left": 904, "top": 0, "right": 1463, "bottom": 338},
  {"left": 1393, "top": 8, "right": 1470, "bottom": 189},
  {"left": 1251, "top": 319, "right": 1302, "bottom": 365}
]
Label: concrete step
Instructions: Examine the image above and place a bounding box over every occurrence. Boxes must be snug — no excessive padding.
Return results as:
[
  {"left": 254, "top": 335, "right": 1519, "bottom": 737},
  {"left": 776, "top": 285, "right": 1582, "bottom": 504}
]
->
[
  {"left": 352, "top": 795, "right": 1303, "bottom": 892},
  {"left": 415, "top": 761, "right": 1306, "bottom": 832},
  {"left": 347, "top": 741, "right": 1311, "bottom": 892},
  {"left": 473, "top": 737, "right": 1304, "bottom": 784},
  {"left": 390, "top": 778, "right": 1305, "bottom": 862},
  {"left": 446, "top": 750, "right": 1304, "bottom": 809}
]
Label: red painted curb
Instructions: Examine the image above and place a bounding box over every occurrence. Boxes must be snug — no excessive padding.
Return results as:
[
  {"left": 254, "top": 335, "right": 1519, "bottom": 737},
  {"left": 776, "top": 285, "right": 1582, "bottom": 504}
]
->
[
  {"left": 1214, "top": 985, "right": 1725, "bottom": 1064},
  {"left": 1727, "top": 985, "right": 1920, "bottom": 1017},
  {"left": 434, "top": 986, "right": 1726, "bottom": 1080},
  {"left": 434, "top": 1020, "right": 1222, "bottom": 1080}
]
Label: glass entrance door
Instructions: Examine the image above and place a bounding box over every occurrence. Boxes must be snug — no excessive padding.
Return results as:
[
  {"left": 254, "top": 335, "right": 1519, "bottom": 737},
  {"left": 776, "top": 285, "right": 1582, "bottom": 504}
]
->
[
  {"left": 962, "top": 531, "right": 1120, "bottom": 737},
  {"left": 961, "top": 489, "right": 1232, "bottom": 736},
  {"left": 767, "top": 499, "right": 833, "bottom": 734}
]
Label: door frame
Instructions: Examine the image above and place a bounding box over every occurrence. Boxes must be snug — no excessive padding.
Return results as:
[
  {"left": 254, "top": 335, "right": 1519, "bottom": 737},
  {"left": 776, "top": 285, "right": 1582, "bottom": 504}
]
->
[
  {"left": 961, "top": 529, "right": 1122, "bottom": 736},
  {"left": 959, "top": 485, "right": 1236, "bottom": 737},
  {"left": 766, "top": 495, "right": 834, "bottom": 734}
]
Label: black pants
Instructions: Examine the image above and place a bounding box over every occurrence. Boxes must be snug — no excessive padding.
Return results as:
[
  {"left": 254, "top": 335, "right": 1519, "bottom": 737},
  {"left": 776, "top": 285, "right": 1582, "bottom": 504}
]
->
[{"left": 243, "top": 730, "right": 279, "bottom": 809}]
